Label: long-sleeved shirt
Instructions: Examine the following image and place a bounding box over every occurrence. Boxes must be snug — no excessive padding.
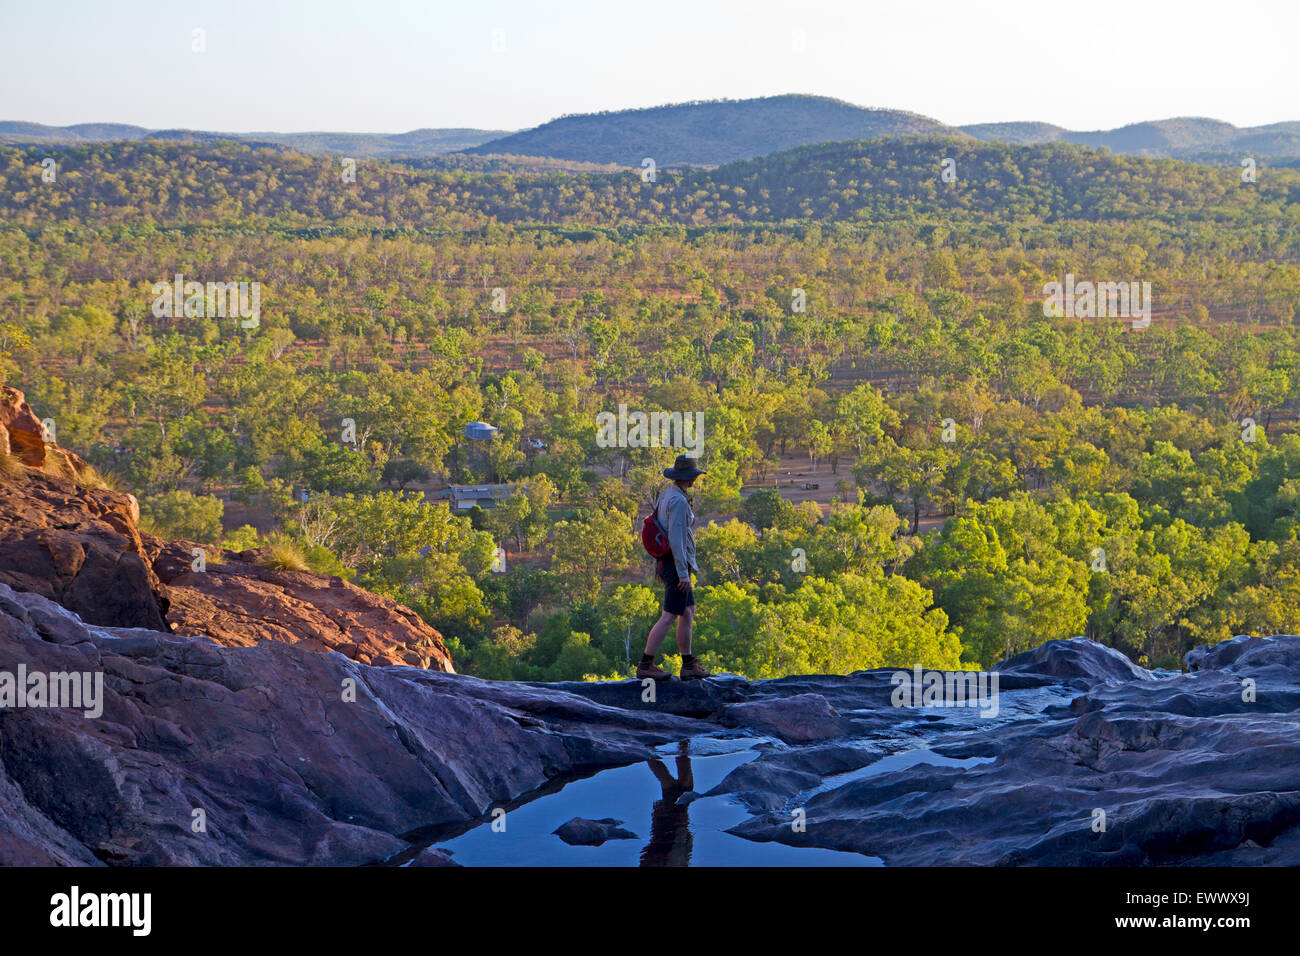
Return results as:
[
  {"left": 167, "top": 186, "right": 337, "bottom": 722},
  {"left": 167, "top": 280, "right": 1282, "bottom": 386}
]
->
[{"left": 656, "top": 484, "right": 697, "bottom": 581}]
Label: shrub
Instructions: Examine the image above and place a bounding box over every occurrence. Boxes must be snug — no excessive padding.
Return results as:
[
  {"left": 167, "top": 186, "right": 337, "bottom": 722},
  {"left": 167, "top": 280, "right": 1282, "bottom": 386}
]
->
[
  {"left": 139, "top": 490, "right": 225, "bottom": 543},
  {"left": 221, "top": 525, "right": 262, "bottom": 551}
]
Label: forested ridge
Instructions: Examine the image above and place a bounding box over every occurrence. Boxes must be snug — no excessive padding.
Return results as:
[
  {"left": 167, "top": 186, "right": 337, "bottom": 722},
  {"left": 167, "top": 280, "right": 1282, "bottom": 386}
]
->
[
  {"left": 3, "top": 135, "right": 1300, "bottom": 678},
  {"left": 3, "top": 137, "right": 1300, "bottom": 232}
]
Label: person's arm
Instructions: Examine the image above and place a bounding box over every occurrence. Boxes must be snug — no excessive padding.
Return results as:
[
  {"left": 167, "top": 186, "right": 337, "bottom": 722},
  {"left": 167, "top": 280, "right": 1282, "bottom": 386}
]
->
[{"left": 667, "top": 494, "right": 691, "bottom": 581}]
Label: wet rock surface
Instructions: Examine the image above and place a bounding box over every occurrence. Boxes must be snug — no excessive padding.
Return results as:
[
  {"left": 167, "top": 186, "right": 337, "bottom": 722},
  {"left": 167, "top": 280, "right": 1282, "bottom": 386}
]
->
[
  {"left": 717, "top": 693, "right": 852, "bottom": 744},
  {"left": 553, "top": 817, "right": 639, "bottom": 846},
  {"left": 730, "top": 636, "right": 1300, "bottom": 865},
  {"left": 407, "top": 846, "right": 461, "bottom": 867},
  {"left": 705, "top": 744, "right": 882, "bottom": 813}
]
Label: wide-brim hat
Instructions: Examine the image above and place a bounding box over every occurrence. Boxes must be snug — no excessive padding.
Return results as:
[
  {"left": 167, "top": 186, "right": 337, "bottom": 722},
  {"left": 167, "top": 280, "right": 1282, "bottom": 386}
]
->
[{"left": 663, "top": 455, "right": 705, "bottom": 481}]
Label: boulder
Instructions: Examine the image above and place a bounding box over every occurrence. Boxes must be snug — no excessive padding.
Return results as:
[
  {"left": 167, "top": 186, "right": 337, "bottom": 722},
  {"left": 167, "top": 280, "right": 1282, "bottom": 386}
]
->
[
  {"left": 408, "top": 846, "right": 461, "bottom": 867},
  {"left": 999, "top": 637, "right": 1153, "bottom": 683},
  {"left": 553, "top": 817, "right": 639, "bottom": 846},
  {"left": 718, "top": 693, "right": 851, "bottom": 744},
  {"left": 0, "top": 465, "right": 167, "bottom": 632},
  {"left": 0, "top": 386, "right": 49, "bottom": 468}
]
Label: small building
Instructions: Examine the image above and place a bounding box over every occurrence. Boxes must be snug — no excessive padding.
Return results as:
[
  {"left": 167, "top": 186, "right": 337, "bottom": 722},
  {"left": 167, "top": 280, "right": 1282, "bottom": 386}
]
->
[
  {"left": 433, "top": 483, "right": 516, "bottom": 510},
  {"left": 464, "top": 421, "right": 500, "bottom": 441}
]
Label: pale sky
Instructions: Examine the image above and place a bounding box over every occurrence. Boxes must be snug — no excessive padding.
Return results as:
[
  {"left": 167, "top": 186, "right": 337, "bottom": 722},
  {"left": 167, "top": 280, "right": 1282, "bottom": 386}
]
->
[{"left": 2, "top": 0, "right": 1295, "bottom": 133}]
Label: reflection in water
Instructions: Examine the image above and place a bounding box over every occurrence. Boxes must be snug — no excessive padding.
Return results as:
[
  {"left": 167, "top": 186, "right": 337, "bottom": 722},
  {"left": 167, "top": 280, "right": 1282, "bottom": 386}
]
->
[
  {"left": 639, "top": 746, "right": 694, "bottom": 867},
  {"left": 413, "top": 737, "right": 884, "bottom": 866}
]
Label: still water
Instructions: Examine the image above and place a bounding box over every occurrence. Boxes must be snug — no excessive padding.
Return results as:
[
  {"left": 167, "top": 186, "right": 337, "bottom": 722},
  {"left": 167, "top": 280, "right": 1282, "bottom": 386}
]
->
[{"left": 410, "top": 736, "right": 989, "bottom": 866}]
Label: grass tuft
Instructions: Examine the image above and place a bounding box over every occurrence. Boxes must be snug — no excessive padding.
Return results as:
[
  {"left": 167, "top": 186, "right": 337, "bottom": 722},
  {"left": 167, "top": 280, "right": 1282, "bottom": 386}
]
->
[
  {"left": 0, "top": 448, "right": 27, "bottom": 482},
  {"left": 257, "top": 536, "right": 309, "bottom": 572},
  {"left": 73, "top": 464, "right": 120, "bottom": 491}
]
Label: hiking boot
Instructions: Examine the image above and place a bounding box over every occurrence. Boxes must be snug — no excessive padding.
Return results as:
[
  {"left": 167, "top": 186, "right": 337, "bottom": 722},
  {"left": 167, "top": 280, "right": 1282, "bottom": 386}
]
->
[
  {"left": 679, "top": 659, "right": 711, "bottom": 681},
  {"left": 636, "top": 659, "right": 673, "bottom": 682}
]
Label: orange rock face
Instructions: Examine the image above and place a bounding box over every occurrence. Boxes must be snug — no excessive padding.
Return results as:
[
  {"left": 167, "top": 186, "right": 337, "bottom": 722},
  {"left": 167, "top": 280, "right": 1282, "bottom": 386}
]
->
[
  {"left": 149, "top": 537, "right": 455, "bottom": 671},
  {"left": 0, "top": 385, "right": 48, "bottom": 468},
  {"left": 0, "top": 469, "right": 167, "bottom": 632},
  {"left": 0, "top": 385, "right": 454, "bottom": 672}
]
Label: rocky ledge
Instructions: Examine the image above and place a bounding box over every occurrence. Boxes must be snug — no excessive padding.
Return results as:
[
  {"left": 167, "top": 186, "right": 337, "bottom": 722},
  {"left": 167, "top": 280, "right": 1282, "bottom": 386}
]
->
[
  {"left": 0, "top": 583, "right": 697, "bottom": 864},
  {"left": 0, "top": 386, "right": 453, "bottom": 671},
  {"left": 2, "top": 582, "right": 1298, "bottom": 866}
]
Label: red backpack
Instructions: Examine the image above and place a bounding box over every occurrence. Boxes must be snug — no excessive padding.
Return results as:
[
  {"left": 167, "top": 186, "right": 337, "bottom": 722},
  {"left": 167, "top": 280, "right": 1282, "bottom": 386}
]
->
[{"left": 641, "top": 499, "right": 670, "bottom": 558}]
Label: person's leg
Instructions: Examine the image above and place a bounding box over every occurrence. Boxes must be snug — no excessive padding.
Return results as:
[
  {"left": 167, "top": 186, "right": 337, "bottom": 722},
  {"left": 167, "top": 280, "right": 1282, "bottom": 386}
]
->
[
  {"left": 675, "top": 605, "right": 695, "bottom": 656},
  {"left": 643, "top": 611, "right": 677, "bottom": 657}
]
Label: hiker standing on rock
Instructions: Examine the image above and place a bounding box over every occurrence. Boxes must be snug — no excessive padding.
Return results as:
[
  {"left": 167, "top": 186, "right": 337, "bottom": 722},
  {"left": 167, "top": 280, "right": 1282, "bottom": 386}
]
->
[{"left": 638, "top": 455, "right": 711, "bottom": 682}]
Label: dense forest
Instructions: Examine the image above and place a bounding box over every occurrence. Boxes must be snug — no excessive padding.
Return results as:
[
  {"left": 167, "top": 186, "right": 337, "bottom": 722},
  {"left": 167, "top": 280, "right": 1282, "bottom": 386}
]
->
[{"left": 3, "top": 136, "right": 1300, "bottom": 678}]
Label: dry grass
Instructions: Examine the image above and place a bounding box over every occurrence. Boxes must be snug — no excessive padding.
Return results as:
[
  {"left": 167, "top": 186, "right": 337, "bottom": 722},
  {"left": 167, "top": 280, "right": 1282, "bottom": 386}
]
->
[
  {"left": 73, "top": 463, "right": 121, "bottom": 491},
  {"left": 187, "top": 545, "right": 224, "bottom": 567},
  {"left": 257, "top": 536, "right": 309, "bottom": 572},
  {"left": 38, "top": 446, "right": 77, "bottom": 480},
  {"left": 0, "top": 448, "right": 27, "bottom": 483}
]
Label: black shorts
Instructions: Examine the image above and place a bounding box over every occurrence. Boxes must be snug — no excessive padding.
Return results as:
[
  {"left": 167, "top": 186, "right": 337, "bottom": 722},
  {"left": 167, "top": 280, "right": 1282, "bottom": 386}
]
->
[{"left": 658, "top": 558, "right": 695, "bottom": 616}]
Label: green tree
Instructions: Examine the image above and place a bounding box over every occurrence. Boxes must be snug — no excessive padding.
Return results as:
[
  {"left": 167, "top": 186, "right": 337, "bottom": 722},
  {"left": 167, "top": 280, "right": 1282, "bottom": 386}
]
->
[{"left": 139, "top": 490, "right": 224, "bottom": 543}]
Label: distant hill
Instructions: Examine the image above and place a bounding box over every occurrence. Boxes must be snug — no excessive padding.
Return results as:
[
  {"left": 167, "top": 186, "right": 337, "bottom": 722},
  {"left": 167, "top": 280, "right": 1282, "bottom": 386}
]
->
[
  {"left": 467, "top": 98, "right": 1300, "bottom": 167},
  {"left": 246, "top": 128, "right": 514, "bottom": 158},
  {"left": 0, "top": 122, "right": 509, "bottom": 158},
  {"left": 7, "top": 96, "right": 1300, "bottom": 165},
  {"left": 0, "top": 120, "right": 150, "bottom": 143},
  {"left": 463, "top": 95, "right": 959, "bottom": 166},
  {"left": 959, "top": 121, "right": 1068, "bottom": 144},
  {"left": 959, "top": 116, "right": 1300, "bottom": 161}
]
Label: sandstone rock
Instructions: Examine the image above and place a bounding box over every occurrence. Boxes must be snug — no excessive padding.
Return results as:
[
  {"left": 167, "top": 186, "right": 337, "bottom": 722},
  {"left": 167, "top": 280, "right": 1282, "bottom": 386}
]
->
[
  {"left": 0, "top": 386, "right": 49, "bottom": 468},
  {"left": 728, "top": 636, "right": 1300, "bottom": 865},
  {"left": 149, "top": 538, "right": 455, "bottom": 672},
  {"left": 1181, "top": 633, "right": 1300, "bottom": 673},
  {"left": 0, "top": 763, "right": 104, "bottom": 866},
  {"left": 6, "top": 537, "right": 1300, "bottom": 871},
  {"left": 0, "top": 584, "right": 696, "bottom": 865},
  {"left": 1185, "top": 634, "right": 1271, "bottom": 671},
  {"left": 999, "top": 636, "right": 1154, "bottom": 683},
  {"left": 0, "top": 467, "right": 168, "bottom": 632},
  {"left": 408, "top": 846, "right": 461, "bottom": 867},
  {"left": 718, "top": 693, "right": 851, "bottom": 744},
  {"left": 706, "top": 744, "right": 881, "bottom": 812},
  {"left": 708, "top": 762, "right": 822, "bottom": 812},
  {"left": 529, "top": 673, "right": 751, "bottom": 716},
  {"left": 553, "top": 817, "right": 638, "bottom": 846},
  {"left": 1216, "top": 634, "right": 1300, "bottom": 673}
]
